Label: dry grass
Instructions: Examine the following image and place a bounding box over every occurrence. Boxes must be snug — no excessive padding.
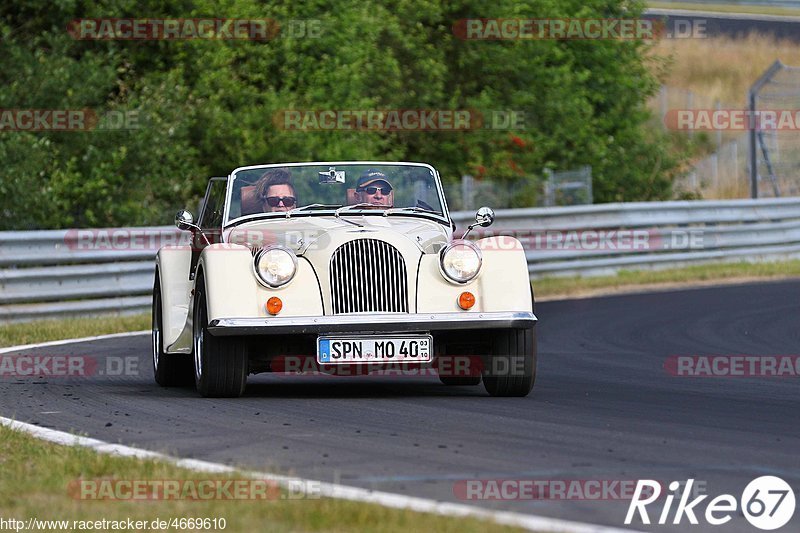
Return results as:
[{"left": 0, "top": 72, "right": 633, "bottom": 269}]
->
[
  {"left": 650, "top": 33, "right": 800, "bottom": 106},
  {"left": 647, "top": 34, "right": 800, "bottom": 199},
  {"left": 648, "top": 1, "right": 800, "bottom": 17}
]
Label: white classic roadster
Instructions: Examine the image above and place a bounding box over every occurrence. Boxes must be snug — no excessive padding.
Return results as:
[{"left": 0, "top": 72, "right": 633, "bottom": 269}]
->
[{"left": 152, "top": 162, "right": 537, "bottom": 397}]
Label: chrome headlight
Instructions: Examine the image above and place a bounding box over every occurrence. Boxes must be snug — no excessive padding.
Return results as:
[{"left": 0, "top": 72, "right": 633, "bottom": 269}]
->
[
  {"left": 254, "top": 246, "right": 298, "bottom": 288},
  {"left": 439, "top": 240, "right": 482, "bottom": 283}
]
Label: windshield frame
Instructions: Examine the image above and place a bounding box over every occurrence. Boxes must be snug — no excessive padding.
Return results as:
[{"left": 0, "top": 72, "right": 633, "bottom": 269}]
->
[{"left": 222, "top": 161, "right": 451, "bottom": 228}]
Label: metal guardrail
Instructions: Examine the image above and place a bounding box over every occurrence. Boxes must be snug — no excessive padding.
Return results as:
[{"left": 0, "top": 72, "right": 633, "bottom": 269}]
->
[
  {"left": 0, "top": 227, "right": 182, "bottom": 323},
  {"left": 3, "top": 198, "right": 800, "bottom": 323},
  {"left": 453, "top": 197, "right": 800, "bottom": 276}
]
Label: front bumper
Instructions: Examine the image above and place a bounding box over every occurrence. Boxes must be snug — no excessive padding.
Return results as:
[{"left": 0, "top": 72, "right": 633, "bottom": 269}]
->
[{"left": 208, "top": 311, "right": 536, "bottom": 336}]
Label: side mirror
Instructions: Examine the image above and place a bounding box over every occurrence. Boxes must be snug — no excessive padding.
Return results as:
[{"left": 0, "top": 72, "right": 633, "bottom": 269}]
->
[
  {"left": 474, "top": 206, "right": 495, "bottom": 228},
  {"left": 462, "top": 206, "right": 495, "bottom": 239},
  {"left": 175, "top": 210, "right": 196, "bottom": 231}
]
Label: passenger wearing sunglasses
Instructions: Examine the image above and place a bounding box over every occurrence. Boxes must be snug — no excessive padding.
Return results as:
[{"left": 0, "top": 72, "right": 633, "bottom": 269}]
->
[
  {"left": 255, "top": 168, "right": 298, "bottom": 213},
  {"left": 356, "top": 169, "right": 393, "bottom": 207}
]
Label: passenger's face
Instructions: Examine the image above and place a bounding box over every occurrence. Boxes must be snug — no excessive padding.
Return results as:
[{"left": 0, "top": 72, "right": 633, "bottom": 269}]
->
[
  {"left": 358, "top": 182, "right": 392, "bottom": 206},
  {"left": 263, "top": 184, "right": 296, "bottom": 212}
]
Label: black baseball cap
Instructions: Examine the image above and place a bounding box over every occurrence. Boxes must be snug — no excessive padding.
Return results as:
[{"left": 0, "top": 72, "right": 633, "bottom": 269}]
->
[{"left": 357, "top": 169, "right": 392, "bottom": 190}]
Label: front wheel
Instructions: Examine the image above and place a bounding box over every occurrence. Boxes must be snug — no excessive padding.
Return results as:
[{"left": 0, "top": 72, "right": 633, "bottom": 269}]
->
[
  {"left": 192, "top": 276, "right": 248, "bottom": 398},
  {"left": 481, "top": 328, "right": 536, "bottom": 397}
]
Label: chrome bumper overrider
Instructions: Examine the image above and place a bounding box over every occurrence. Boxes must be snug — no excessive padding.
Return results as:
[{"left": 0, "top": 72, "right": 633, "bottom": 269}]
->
[{"left": 207, "top": 311, "right": 536, "bottom": 336}]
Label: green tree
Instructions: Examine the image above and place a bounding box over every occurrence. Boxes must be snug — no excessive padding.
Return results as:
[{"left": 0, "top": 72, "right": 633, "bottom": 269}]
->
[{"left": 0, "top": 0, "right": 680, "bottom": 229}]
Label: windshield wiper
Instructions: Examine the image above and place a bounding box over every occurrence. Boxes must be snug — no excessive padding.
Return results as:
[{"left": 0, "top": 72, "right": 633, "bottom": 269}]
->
[
  {"left": 382, "top": 206, "right": 439, "bottom": 217},
  {"left": 334, "top": 203, "right": 376, "bottom": 216},
  {"left": 286, "top": 203, "right": 342, "bottom": 218},
  {"left": 333, "top": 203, "right": 382, "bottom": 227}
]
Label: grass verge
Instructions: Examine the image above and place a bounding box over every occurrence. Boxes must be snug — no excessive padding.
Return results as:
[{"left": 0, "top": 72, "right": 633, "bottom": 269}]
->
[
  {"left": 0, "top": 425, "right": 519, "bottom": 533},
  {"left": 0, "top": 313, "right": 150, "bottom": 348},
  {"left": 534, "top": 260, "right": 800, "bottom": 300}
]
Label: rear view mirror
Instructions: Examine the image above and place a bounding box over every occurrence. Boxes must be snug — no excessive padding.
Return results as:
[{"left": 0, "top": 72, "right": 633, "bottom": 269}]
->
[{"left": 319, "top": 167, "right": 345, "bottom": 184}]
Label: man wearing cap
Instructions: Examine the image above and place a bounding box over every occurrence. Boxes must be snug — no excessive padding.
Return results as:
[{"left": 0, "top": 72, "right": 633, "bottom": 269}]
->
[{"left": 356, "top": 169, "right": 394, "bottom": 207}]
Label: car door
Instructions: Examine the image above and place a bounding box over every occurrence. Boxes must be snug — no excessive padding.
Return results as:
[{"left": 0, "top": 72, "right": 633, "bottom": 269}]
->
[{"left": 190, "top": 177, "right": 228, "bottom": 279}]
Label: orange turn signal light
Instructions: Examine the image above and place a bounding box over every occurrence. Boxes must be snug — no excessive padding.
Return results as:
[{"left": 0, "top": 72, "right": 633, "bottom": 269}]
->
[
  {"left": 458, "top": 291, "right": 475, "bottom": 310},
  {"left": 266, "top": 297, "right": 283, "bottom": 315}
]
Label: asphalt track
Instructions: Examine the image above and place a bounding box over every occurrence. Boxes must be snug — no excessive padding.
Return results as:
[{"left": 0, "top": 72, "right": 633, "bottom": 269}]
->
[{"left": 2, "top": 280, "right": 798, "bottom": 532}]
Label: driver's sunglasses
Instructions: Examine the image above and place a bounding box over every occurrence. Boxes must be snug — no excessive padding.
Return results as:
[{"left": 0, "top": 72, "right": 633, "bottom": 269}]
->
[
  {"left": 361, "top": 186, "right": 391, "bottom": 195},
  {"left": 265, "top": 196, "right": 296, "bottom": 207}
]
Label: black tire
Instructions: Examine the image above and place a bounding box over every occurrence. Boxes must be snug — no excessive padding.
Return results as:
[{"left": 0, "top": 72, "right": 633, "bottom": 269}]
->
[
  {"left": 193, "top": 274, "right": 248, "bottom": 398},
  {"left": 481, "top": 327, "right": 537, "bottom": 397},
  {"left": 152, "top": 276, "right": 193, "bottom": 387}
]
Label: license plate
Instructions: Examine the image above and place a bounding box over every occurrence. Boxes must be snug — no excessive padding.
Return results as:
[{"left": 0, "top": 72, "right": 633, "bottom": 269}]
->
[{"left": 317, "top": 335, "right": 432, "bottom": 364}]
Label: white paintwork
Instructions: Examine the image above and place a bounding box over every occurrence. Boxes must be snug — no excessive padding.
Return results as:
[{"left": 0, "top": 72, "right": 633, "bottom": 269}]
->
[
  {"left": 161, "top": 224, "right": 532, "bottom": 349},
  {"left": 155, "top": 245, "right": 192, "bottom": 349},
  {"left": 417, "top": 236, "right": 532, "bottom": 313},
  {"left": 201, "top": 242, "right": 324, "bottom": 321},
  {"left": 157, "top": 164, "right": 534, "bottom": 352}
]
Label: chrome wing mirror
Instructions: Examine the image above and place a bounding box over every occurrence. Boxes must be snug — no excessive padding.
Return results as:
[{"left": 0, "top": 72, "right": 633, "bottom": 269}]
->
[
  {"left": 462, "top": 206, "right": 495, "bottom": 239},
  {"left": 175, "top": 210, "right": 210, "bottom": 245},
  {"left": 175, "top": 210, "right": 197, "bottom": 231}
]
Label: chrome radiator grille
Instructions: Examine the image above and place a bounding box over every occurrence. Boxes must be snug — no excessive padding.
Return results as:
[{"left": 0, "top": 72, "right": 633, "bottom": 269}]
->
[{"left": 329, "top": 239, "right": 408, "bottom": 314}]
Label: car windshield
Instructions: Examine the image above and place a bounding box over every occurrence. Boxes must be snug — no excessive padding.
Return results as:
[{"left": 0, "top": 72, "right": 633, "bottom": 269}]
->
[{"left": 225, "top": 163, "right": 446, "bottom": 225}]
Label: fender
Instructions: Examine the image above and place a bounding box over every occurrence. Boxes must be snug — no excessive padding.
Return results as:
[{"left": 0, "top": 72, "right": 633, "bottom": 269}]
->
[
  {"left": 416, "top": 236, "right": 532, "bottom": 313},
  {"left": 197, "top": 243, "right": 323, "bottom": 324},
  {"left": 155, "top": 245, "right": 192, "bottom": 349},
  {"left": 197, "top": 244, "right": 260, "bottom": 322}
]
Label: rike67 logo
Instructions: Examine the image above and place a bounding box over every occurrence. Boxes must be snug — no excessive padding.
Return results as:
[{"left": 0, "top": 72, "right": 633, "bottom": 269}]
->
[{"left": 625, "top": 477, "right": 795, "bottom": 530}]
